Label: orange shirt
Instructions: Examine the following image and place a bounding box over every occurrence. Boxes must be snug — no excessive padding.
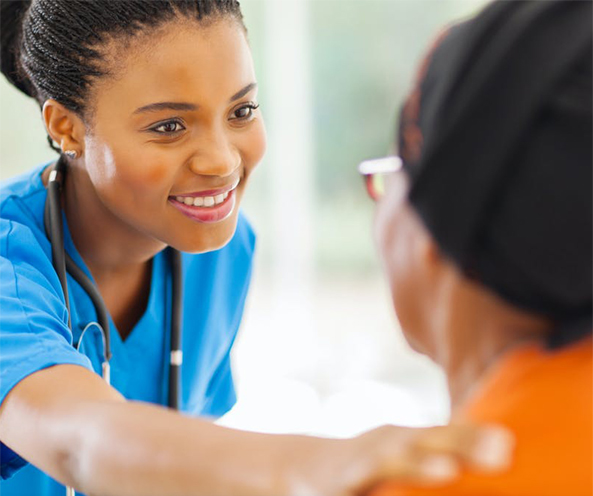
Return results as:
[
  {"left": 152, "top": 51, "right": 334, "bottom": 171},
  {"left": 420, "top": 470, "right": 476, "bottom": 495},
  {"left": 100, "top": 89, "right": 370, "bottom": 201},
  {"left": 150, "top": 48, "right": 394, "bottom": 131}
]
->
[{"left": 370, "top": 336, "right": 593, "bottom": 496}]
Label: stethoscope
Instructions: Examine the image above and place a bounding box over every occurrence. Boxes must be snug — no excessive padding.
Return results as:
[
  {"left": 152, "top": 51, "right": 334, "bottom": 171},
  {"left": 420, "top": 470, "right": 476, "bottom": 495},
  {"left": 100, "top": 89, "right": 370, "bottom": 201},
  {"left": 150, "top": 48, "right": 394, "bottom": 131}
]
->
[{"left": 44, "top": 156, "right": 183, "bottom": 496}]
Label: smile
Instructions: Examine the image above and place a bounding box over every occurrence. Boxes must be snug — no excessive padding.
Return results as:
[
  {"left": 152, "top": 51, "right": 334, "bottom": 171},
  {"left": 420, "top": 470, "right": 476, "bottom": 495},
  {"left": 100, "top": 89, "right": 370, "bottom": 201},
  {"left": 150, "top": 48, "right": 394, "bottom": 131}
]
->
[
  {"left": 175, "top": 191, "right": 229, "bottom": 208},
  {"left": 169, "top": 179, "right": 240, "bottom": 224}
]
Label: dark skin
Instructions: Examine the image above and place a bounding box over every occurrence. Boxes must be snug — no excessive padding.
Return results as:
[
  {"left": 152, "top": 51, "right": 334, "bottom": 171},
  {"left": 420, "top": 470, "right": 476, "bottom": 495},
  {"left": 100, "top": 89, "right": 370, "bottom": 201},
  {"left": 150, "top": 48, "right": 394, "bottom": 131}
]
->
[
  {"left": 42, "top": 163, "right": 154, "bottom": 340},
  {"left": 374, "top": 169, "right": 553, "bottom": 407},
  {"left": 41, "top": 171, "right": 153, "bottom": 340},
  {"left": 42, "top": 157, "right": 154, "bottom": 337},
  {"left": 42, "top": 163, "right": 155, "bottom": 339},
  {"left": 41, "top": 18, "right": 265, "bottom": 339},
  {"left": 91, "top": 259, "right": 152, "bottom": 341},
  {"left": 1, "top": 17, "right": 512, "bottom": 496}
]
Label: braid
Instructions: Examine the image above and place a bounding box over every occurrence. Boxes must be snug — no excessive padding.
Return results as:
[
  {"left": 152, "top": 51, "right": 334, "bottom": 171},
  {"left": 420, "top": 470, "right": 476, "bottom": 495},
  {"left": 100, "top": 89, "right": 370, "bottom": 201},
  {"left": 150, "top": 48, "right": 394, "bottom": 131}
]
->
[
  {"left": 1, "top": 0, "right": 34, "bottom": 97},
  {"left": 1, "top": 0, "right": 244, "bottom": 153}
]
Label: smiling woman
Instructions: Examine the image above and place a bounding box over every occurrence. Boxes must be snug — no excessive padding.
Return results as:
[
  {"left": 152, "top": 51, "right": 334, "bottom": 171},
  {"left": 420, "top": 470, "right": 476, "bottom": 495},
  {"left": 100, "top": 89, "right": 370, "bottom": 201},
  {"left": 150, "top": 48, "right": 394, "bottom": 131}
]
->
[
  {"left": 53, "top": 18, "right": 266, "bottom": 258},
  {"left": 0, "top": 1, "right": 511, "bottom": 496}
]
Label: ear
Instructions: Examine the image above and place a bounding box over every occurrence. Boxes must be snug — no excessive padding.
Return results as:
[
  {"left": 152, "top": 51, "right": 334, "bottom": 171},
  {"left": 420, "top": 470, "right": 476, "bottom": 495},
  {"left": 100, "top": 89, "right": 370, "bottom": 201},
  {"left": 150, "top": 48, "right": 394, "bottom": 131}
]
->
[{"left": 42, "top": 99, "right": 86, "bottom": 155}]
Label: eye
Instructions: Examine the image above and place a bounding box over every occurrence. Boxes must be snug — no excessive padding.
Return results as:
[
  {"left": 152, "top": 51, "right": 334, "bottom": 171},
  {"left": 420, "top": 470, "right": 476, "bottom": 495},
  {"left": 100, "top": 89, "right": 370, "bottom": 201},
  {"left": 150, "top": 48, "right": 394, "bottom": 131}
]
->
[
  {"left": 150, "top": 120, "right": 186, "bottom": 134},
  {"left": 230, "top": 103, "right": 260, "bottom": 121}
]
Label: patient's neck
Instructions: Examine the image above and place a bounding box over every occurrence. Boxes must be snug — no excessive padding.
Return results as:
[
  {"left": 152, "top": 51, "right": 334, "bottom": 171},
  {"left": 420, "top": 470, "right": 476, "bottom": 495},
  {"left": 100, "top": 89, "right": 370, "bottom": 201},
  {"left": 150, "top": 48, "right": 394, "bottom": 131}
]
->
[{"left": 433, "top": 273, "right": 552, "bottom": 411}]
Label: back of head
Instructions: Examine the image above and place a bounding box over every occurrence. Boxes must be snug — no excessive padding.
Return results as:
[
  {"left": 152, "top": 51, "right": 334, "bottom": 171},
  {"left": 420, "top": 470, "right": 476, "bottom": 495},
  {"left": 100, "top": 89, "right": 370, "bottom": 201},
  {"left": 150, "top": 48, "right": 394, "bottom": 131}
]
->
[{"left": 397, "top": 0, "right": 592, "bottom": 347}]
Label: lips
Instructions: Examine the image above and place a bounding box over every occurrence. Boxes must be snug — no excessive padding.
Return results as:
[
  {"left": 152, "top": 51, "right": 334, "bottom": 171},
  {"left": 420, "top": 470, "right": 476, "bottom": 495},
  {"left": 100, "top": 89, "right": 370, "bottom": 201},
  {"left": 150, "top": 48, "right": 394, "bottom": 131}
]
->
[{"left": 169, "top": 179, "right": 239, "bottom": 224}]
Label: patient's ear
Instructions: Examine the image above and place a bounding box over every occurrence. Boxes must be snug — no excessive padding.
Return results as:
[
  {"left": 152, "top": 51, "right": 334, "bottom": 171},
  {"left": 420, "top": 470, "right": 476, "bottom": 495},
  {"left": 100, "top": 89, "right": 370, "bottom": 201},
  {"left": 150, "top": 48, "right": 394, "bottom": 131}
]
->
[{"left": 42, "top": 99, "right": 85, "bottom": 154}]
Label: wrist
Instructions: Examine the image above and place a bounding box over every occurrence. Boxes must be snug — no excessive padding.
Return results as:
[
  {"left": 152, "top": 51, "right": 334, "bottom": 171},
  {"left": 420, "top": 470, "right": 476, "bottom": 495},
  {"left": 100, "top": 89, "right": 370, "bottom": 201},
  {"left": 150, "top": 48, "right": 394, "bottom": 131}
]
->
[{"left": 278, "top": 435, "right": 359, "bottom": 496}]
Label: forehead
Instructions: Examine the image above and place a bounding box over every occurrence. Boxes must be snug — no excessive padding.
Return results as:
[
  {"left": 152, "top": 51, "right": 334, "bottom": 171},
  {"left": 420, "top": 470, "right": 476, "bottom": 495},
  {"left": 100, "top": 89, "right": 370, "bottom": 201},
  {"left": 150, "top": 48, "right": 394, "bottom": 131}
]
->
[{"left": 91, "top": 18, "right": 254, "bottom": 115}]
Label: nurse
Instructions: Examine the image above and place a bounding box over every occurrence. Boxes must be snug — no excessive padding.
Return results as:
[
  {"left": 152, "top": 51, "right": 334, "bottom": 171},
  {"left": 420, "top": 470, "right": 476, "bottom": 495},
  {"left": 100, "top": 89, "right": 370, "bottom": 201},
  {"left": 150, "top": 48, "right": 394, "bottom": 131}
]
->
[{"left": 0, "top": 1, "right": 511, "bottom": 495}]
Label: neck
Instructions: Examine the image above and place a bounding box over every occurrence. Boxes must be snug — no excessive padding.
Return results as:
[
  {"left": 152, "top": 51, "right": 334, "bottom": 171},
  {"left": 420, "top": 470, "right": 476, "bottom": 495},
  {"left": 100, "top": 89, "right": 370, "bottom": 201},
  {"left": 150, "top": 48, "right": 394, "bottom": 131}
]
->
[
  {"left": 430, "top": 270, "right": 552, "bottom": 411},
  {"left": 59, "top": 164, "right": 166, "bottom": 278},
  {"left": 42, "top": 162, "right": 165, "bottom": 339}
]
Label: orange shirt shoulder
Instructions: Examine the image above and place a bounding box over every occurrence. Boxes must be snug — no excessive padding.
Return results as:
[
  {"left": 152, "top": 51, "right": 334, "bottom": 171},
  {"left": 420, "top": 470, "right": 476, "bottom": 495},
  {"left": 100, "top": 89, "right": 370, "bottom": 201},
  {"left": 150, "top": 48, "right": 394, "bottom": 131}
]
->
[{"left": 370, "top": 336, "right": 593, "bottom": 496}]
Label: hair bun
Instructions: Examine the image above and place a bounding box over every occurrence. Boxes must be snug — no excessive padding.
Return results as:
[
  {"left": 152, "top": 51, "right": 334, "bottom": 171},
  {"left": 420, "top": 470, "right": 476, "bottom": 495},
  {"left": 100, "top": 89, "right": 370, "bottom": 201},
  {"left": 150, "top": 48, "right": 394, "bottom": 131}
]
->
[{"left": 1, "top": 0, "right": 35, "bottom": 97}]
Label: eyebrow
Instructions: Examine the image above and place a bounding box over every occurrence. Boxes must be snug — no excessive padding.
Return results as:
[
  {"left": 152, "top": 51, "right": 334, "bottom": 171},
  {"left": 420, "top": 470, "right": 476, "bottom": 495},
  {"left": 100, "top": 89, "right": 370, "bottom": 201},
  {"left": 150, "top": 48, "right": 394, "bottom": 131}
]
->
[
  {"left": 229, "top": 82, "right": 257, "bottom": 102},
  {"left": 132, "top": 83, "right": 258, "bottom": 116},
  {"left": 133, "top": 102, "right": 197, "bottom": 115}
]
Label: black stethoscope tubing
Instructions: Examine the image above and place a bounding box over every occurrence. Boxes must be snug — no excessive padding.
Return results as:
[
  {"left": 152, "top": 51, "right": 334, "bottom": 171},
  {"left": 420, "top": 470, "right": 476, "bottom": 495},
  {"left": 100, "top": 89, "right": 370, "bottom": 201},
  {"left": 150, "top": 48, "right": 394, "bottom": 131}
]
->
[{"left": 43, "top": 156, "right": 182, "bottom": 410}]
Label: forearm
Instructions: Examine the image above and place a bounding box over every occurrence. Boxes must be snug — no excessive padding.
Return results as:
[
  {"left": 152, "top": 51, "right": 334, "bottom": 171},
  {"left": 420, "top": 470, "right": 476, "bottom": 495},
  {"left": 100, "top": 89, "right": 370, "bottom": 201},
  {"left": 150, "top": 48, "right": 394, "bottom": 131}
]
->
[
  {"left": 70, "top": 400, "right": 332, "bottom": 496},
  {"left": 0, "top": 366, "right": 335, "bottom": 496},
  {"left": 1, "top": 365, "right": 513, "bottom": 496}
]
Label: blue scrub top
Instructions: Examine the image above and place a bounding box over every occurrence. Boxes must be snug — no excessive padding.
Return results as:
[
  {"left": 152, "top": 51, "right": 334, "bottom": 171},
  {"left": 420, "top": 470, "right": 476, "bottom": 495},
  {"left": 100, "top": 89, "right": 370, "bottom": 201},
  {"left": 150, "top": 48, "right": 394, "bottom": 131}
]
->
[{"left": 0, "top": 164, "right": 256, "bottom": 495}]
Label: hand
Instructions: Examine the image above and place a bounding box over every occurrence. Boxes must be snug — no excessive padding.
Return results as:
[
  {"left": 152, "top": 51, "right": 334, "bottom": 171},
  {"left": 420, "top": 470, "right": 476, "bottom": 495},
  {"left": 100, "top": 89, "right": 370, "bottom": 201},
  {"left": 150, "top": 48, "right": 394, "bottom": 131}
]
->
[{"left": 287, "top": 423, "right": 513, "bottom": 496}]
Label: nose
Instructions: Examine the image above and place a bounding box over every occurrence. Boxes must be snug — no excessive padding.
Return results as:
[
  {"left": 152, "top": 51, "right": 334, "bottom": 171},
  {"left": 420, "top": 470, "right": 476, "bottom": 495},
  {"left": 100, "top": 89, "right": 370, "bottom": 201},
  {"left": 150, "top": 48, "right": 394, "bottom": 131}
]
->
[{"left": 188, "top": 126, "right": 240, "bottom": 178}]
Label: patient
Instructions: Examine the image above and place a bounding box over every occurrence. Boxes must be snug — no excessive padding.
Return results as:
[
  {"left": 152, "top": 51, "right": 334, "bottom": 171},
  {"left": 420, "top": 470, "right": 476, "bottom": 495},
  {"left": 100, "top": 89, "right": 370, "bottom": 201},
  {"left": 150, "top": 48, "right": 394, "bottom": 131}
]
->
[{"left": 361, "top": 1, "right": 592, "bottom": 495}]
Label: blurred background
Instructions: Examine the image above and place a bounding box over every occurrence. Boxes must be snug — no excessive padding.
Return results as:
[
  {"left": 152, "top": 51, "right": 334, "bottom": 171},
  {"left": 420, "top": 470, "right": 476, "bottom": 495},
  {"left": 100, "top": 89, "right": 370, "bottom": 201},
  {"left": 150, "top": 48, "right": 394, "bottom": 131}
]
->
[{"left": 0, "top": 0, "right": 490, "bottom": 437}]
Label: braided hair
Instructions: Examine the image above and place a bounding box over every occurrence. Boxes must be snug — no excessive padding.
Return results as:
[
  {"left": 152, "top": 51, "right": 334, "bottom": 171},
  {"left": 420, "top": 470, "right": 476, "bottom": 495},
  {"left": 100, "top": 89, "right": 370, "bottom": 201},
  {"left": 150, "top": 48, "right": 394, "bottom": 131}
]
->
[{"left": 1, "top": 0, "right": 244, "bottom": 153}]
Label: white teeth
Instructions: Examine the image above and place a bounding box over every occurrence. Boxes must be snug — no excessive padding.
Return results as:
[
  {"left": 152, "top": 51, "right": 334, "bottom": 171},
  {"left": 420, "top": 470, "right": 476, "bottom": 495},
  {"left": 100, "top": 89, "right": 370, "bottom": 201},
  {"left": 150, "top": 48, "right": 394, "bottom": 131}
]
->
[{"left": 176, "top": 189, "right": 232, "bottom": 208}]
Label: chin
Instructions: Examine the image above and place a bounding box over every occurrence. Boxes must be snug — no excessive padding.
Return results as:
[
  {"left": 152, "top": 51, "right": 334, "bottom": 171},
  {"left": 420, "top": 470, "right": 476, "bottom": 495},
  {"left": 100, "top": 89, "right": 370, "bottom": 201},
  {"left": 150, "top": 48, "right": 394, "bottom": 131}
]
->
[
  {"left": 170, "top": 219, "right": 238, "bottom": 254},
  {"left": 393, "top": 301, "right": 431, "bottom": 356},
  {"left": 402, "top": 331, "right": 427, "bottom": 355},
  {"left": 401, "top": 323, "right": 439, "bottom": 362}
]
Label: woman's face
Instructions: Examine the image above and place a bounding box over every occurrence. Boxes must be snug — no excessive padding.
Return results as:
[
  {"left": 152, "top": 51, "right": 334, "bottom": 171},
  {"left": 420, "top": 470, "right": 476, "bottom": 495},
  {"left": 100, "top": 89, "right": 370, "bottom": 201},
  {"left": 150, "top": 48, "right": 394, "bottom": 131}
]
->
[{"left": 80, "top": 18, "right": 266, "bottom": 253}]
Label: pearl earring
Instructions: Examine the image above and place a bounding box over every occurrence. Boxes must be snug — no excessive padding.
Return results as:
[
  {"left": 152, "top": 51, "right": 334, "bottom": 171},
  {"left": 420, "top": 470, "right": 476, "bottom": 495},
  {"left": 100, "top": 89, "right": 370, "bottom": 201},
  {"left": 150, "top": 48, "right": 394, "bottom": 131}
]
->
[{"left": 63, "top": 150, "right": 79, "bottom": 159}]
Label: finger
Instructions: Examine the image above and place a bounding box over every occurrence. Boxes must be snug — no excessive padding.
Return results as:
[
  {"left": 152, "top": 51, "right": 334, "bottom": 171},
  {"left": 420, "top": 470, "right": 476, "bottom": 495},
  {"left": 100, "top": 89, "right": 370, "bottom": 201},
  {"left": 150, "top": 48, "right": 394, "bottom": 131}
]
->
[
  {"left": 412, "top": 423, "right": 515, "bottom": 472},
  {"left": 350, "top": 451, "right": 461, "bottom": 496},
  {"left": 346, "top": 429, "right": 461, "bottom": 495},
  {"left": 345, "top": 423, "right": 513, "bottom": 496}
]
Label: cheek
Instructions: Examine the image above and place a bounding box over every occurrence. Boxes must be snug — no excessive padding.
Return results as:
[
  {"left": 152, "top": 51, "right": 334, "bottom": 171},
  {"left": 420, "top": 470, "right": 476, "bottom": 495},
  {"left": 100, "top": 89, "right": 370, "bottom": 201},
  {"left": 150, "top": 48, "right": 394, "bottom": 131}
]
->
[
  {"left": 375, "top": 203, "right": 426, "bottom": 351},
  {"left": 83, "top": 138, "right": 118, "bottom": 188},
  {"left": 375, "top": 205, "right": 411, "bottom": 312},
  {"left": 85, "top": 136, "right": 172, "bottom": 201},
  {"left": 374, "top": 191, "right": 410, "bottom": 292}
]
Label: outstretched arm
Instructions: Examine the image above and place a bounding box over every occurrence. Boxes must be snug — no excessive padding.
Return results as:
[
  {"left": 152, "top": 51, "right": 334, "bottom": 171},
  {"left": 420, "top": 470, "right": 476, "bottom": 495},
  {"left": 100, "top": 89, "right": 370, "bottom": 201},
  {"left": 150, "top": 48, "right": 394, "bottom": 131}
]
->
[{"left": 0, "top": 364, "right": 511, "bottom": 496}]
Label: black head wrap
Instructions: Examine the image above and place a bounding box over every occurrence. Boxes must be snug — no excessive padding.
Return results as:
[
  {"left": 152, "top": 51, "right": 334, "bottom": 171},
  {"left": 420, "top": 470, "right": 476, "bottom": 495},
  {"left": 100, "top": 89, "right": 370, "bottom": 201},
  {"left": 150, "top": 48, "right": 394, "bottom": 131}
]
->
[{"left": 398, "top": 0, "right": 592, "bottom": 347}]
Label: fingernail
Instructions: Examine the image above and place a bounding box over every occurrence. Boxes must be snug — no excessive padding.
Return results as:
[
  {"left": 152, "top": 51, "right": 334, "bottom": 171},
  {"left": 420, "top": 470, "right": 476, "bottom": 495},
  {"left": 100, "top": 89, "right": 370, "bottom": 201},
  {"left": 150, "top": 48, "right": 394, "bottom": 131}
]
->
[
  {"left": 474, "top": 426, "right": 514, "bottom": 470},
  {"left": 420, "top": 455, "right": 459, "bottom": 480}
]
